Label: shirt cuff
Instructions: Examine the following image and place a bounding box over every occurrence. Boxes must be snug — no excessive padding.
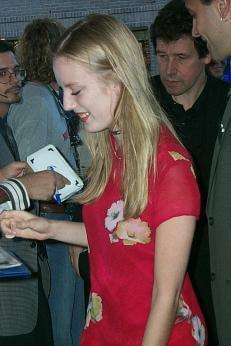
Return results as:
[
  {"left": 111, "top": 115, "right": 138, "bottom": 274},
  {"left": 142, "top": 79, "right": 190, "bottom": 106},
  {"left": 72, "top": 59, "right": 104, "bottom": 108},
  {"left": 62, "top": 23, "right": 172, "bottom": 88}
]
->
[
  {"left": 0, "top": 178, "right": 30, "bottom": 210},
  {"left": 0, "top": 200, "right": 13, "bottom": 212}
]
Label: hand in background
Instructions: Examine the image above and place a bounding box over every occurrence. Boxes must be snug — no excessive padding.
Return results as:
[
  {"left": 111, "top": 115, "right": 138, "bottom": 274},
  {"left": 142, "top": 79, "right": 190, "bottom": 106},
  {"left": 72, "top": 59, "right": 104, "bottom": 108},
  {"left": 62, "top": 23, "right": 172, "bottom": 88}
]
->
[
  {"left": 0, "top": 161, "right": 27, "bottom": 180},
  {"left": 69, "top": 245, "right": 84, "bottom": 275},
  {"left": 17, "top": 170, "right": 70, "bottom": 201}
]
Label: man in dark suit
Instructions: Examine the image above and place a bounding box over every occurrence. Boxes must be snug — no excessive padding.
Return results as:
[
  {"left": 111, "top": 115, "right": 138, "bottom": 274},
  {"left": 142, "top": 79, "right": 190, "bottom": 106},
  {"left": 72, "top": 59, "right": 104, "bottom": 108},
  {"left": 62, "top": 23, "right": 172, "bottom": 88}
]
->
[
  {"left": 150, "top": 1, "right": 230, "bottom": 345},
  {"left": 0, "top": 40, "right": 67, "bottom": 346},
  {"left": 184, "top": 0, "right": 231, "bottom": 344}
]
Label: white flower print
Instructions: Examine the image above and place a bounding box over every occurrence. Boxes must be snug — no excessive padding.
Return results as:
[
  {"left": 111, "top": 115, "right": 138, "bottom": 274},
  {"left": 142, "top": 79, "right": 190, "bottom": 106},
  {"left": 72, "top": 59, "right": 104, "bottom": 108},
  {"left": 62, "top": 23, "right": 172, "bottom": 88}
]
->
[
  {"left": 175, "top": 295, "right": 192, "bottom": 323},
  {"left": 192, "top": 316, "right": 206, "bottom": 345},
  {"left": 105, "top": 200, "right": 124, "bottom": 232},
  {"left": 175, "top": 296, "right": 206, "bottom": 344}
]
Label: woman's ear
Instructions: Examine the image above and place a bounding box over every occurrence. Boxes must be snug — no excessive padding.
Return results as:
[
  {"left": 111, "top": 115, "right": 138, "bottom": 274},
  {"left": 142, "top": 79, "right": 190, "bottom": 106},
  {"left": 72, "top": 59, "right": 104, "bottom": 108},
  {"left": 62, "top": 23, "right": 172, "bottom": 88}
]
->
[{"left": 111, "top": 80, "right": 122, "bottom": 97}]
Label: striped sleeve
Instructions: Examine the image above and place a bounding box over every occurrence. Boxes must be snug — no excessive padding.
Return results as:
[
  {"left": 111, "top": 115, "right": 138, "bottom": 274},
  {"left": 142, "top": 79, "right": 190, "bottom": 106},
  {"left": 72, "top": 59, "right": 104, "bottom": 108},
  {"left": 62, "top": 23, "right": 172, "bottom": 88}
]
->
[{"left": 0, "top": 178, "right": 30, "bottom": 210}]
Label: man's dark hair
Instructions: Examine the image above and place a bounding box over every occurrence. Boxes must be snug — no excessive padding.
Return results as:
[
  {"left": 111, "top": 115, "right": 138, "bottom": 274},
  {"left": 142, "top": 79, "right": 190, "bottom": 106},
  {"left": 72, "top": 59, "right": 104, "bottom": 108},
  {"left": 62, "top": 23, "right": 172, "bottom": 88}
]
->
[
  {"left": 0, "top": 40, "right": 15, "bottom": 54},
  {"left": 150, "top": 0, "right": 209, "bottom": 59}
]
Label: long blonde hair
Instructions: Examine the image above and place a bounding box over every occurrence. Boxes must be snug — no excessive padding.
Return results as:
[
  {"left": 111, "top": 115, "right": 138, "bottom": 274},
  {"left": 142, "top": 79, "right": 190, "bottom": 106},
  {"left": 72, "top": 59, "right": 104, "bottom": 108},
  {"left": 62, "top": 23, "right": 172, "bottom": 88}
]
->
[{"left": 54, "top": 14, "right": 175, "bottom": 218}]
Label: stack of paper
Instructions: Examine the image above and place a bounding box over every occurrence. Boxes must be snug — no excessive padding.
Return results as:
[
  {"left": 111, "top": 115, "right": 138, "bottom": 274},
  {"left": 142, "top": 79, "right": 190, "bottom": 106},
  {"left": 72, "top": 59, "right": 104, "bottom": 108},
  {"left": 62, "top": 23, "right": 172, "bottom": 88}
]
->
[{"left": 0, "top": 246, "right": 31, "bottom": 279}]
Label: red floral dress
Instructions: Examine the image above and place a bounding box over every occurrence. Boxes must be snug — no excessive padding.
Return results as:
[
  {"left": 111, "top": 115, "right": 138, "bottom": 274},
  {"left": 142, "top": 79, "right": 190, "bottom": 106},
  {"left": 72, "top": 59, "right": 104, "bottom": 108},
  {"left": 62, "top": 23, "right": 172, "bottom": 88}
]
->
[{"left": 81, "top": 128, "right": 206, "bottom": 346}]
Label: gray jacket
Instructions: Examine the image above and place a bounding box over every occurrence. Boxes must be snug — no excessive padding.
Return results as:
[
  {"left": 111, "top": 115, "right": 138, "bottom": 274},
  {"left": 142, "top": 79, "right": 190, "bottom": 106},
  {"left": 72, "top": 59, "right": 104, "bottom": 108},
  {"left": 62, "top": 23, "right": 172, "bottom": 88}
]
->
[
  {"left": 207, "top": 94, "right": 231, "bottom": 346},
  {"left": 8, "top": 81, "right": 75, "bottom": 167}
]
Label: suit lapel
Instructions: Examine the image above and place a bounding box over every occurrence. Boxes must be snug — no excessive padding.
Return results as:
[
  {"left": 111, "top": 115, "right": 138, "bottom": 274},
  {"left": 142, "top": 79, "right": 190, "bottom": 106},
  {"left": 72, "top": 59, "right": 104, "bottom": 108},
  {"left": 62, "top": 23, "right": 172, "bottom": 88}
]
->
[{"left": 208, "top": 94, "right": 231, "bottom": 197}]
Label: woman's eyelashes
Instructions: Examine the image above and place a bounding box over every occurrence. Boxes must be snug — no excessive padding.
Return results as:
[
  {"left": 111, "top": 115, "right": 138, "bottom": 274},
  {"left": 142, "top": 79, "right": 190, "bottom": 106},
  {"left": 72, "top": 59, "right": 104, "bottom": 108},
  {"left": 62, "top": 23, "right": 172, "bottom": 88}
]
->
[{"left": 72, "top": 90, "right": 81, "bottom": 96}]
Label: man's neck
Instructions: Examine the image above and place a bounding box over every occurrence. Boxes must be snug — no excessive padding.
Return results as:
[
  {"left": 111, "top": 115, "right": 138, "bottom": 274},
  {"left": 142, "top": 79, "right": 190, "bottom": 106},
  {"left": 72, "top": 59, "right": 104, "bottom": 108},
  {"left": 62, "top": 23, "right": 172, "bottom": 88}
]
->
[
  {"left": 172, "top": 71, "right": 207, "bottom": 111},
  {"left": 0, "top": 103, "right": 9, "bottom": 118}
]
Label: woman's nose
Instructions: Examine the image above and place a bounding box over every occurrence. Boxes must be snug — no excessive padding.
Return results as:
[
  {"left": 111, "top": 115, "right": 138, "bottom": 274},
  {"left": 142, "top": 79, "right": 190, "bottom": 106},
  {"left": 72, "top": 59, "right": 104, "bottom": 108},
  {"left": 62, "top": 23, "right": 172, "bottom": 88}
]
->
[{"left": 63, "top": 94, "right": 77, "bottom": 112}]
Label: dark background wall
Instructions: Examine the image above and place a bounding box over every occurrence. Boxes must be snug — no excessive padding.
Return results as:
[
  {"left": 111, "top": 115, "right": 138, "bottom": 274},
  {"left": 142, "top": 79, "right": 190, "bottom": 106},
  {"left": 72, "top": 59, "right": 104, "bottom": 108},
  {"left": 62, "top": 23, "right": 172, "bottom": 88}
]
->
[{"left": 0, "top": 0, "right": 168, "bottom": 75}]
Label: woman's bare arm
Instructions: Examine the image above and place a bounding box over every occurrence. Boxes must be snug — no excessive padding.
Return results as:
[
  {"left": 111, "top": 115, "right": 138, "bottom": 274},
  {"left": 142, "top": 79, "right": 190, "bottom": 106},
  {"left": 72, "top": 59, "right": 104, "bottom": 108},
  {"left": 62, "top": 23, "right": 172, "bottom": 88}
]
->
[
  {"left": 0, "top": 210, "right": 88, "bottom": 247},
  {"left": 142, "top": 215, "right": 195, "bottom": 346}
]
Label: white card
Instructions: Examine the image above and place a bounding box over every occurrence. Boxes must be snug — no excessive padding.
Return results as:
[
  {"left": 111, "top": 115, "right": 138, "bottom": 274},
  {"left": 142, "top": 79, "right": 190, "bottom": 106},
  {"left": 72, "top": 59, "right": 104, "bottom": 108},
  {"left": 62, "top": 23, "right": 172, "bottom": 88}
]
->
[{"left": 27, "top": 144, "right": 84, "bottom": 202}]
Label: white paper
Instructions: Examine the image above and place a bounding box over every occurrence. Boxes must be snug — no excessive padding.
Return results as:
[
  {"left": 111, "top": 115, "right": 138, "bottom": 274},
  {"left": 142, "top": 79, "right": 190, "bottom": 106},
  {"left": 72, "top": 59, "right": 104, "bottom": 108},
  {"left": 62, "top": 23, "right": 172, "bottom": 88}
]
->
[
  {"left": 0, "top": 246, "right": 22, "bottom": 269},
  {"left": 27, "top": 144, "right": 84, "bottom": 202}
]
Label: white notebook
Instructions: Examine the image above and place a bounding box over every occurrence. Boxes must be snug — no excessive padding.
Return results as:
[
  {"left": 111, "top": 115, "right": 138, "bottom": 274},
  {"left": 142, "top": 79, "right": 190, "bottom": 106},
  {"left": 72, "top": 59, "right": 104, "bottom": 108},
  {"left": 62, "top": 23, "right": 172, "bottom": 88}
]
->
[{"left": 27, "top": 144, "right": 84, "bottom": 202}]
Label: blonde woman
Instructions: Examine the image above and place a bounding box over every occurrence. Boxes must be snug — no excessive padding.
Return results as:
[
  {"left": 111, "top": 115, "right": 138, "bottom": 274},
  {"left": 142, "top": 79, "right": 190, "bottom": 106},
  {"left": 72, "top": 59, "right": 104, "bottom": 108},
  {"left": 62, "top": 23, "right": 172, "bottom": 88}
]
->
[{"left": 0, "top": 14, "right": 206, "bottom": 345}]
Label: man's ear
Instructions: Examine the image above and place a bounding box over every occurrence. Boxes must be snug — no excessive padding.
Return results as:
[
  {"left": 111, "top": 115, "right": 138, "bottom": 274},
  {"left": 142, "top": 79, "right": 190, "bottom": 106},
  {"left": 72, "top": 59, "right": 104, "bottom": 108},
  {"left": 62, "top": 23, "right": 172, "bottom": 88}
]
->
[
  {"left": 218, "top": 0, "right": 231, "bottom": 20},
  {"left": 204, "top": 52, "right": 212, "bottom": 65}
]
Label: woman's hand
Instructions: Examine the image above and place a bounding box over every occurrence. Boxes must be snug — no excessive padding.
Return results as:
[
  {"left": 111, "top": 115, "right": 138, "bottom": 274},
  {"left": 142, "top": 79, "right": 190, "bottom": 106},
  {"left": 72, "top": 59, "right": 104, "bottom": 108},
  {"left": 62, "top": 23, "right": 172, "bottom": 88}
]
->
[
  {"left": 0, "top": 210, "right": 51, "bottom": 240},
  {"left": 0, "top": 210, "right": 88, "bottom": 246},
  {"left": 0, "top": 161, "right": 27, "bottom": 180}
]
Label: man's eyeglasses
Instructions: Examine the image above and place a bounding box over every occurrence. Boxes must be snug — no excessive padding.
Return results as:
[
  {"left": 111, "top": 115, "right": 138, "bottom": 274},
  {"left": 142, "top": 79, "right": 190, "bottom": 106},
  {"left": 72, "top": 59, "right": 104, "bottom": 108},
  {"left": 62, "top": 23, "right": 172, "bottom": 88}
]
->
[{"left": 0, "top": 67, "right": 26, "bottom": 84}]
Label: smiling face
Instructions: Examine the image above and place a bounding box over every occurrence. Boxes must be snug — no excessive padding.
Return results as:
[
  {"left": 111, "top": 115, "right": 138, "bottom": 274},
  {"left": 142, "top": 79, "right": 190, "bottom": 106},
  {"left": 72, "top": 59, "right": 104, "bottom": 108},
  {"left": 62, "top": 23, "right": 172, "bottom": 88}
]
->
[
  {"left": 156, "top": 36, "right": 210, "bottom": 96},
  {"left": 53, "top": 56, "right": 121, "bottom": 133},
  {"left": 186, "top": 0, "right": 231, "bottom": 60}
]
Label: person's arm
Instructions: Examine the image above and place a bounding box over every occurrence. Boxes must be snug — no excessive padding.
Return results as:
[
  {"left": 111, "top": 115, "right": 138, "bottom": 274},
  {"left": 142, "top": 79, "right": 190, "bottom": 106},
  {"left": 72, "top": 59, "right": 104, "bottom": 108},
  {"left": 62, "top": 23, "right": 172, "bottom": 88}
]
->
[
  {"left": 0, "top": 210, "right": 88, "bottom": 247},
  {"left": 0, "top": 170, "right": 69, "bottom": 211},
  {"left": 142, "top": 215, "right": 195, "bottom": 346},
  {"left": 17, "top": 170, "right": 69, "bottom": 201},
  {"left": 0, "top": 179, "right": 30, "bottom": 210}
]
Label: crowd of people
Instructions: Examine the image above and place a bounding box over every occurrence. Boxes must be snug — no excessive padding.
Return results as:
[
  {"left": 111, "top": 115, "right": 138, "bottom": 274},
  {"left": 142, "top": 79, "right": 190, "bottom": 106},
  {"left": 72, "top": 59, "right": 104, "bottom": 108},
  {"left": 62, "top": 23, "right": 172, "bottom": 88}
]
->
[{"left": 0, "top": 0, "right": 230, "bottom": 345}]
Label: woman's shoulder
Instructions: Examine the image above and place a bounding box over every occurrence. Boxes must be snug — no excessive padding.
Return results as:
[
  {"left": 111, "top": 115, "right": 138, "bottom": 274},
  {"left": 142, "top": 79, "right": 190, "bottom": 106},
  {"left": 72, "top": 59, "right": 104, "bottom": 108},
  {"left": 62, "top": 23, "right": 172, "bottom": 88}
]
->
[
  {"left": 158, "top": 126, "right": 191, "bottom": 161},
  {"left": 155, "top": 126, "right": 193, "bottom": 178}
]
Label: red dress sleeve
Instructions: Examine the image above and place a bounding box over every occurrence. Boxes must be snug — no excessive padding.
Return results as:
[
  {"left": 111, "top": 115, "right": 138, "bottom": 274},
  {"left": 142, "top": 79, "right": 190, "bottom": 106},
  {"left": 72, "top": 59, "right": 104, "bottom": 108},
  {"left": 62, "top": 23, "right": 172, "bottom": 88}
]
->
[{"left": 153, "top": 130, "right": 201, "bottom": 229}]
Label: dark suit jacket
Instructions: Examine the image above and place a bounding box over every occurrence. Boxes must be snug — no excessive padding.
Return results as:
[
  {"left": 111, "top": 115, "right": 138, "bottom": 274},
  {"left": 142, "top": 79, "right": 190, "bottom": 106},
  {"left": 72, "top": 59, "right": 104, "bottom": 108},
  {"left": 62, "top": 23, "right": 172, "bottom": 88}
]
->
[
  {"left": 0, "top": 129, "right": 50, "bottom": 336},
  {"left": 206, "top": 93, "right": 231, "bottom": 346}
]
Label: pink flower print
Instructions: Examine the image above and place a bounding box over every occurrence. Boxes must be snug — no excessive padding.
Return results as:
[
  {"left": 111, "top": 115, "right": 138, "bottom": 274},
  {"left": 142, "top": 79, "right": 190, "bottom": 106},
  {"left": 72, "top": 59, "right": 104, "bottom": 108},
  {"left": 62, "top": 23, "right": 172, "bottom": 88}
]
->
[
  {"left": 109, "top": 233, "right": 119, "bottom": 244},
  {"left": 168, "top": 151, "right": 196, "bottom": 178},
  {"left": 114, "top": 218, "right": 151, "bottom": 245},
  {"left": 168, "top": 151, "right": 189, "bottom": 161},
  {"left": 105, "top": 200, "right": 124, "bottom": 232},
  {"left": 191, "top": 316, "right": 206, "bottom": 345},
  {"left": 63, "top": 130, "right": 69, "bottom": 141}
]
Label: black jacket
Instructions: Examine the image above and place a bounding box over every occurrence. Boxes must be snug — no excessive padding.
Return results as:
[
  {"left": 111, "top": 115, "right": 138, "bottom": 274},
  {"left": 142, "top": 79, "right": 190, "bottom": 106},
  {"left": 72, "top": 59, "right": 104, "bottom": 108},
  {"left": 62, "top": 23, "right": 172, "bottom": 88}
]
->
[{"left": 151, "top": 74, "right": 230, "bottom": 205}]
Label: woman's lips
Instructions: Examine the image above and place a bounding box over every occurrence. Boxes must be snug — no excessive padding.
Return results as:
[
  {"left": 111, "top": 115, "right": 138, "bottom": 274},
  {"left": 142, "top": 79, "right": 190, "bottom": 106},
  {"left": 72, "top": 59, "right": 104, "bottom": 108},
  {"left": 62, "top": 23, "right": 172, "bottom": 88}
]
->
[{"left": 77, "top": 112, "right": 90, "bottom": 123}]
